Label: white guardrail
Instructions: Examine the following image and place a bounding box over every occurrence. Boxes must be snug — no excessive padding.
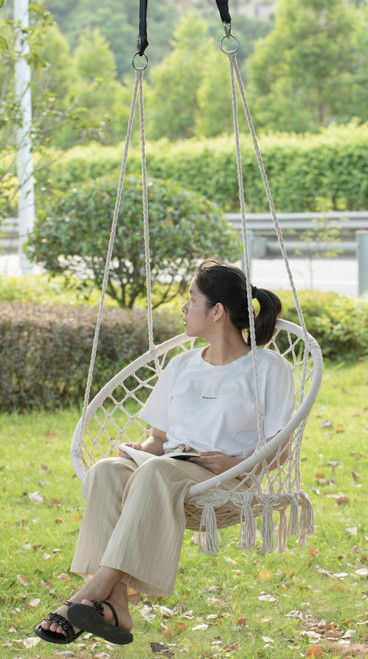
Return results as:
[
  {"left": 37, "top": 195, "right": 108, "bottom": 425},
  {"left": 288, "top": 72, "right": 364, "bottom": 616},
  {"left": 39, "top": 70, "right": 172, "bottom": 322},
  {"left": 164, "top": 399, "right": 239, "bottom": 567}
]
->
[
  {"left": 227, "top": 211, "right": 368, "bottom": 258},
  {"left": 2, "top": 212, "right": 368, "bottom": 292},
  {"left": 2, "top": 212, "right": 368, "bottom": 256}
]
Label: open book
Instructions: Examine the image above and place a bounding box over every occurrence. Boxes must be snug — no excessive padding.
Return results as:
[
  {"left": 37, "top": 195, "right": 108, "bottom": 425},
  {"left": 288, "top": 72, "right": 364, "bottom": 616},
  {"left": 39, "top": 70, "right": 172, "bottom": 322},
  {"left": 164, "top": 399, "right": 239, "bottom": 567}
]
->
[{"left": 118, "top": 444, "right": 199, "bottom": 467}]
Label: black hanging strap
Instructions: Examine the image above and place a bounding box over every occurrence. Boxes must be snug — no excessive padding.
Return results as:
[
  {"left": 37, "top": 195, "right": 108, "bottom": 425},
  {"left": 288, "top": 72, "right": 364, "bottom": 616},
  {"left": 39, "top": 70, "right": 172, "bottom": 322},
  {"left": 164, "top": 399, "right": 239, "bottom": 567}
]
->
[
  {"left": 137, "top": 0, "right": 149, "bottom": 56},
  {"left": 215, "top": 0, "right": 232, "bottom": 26}
]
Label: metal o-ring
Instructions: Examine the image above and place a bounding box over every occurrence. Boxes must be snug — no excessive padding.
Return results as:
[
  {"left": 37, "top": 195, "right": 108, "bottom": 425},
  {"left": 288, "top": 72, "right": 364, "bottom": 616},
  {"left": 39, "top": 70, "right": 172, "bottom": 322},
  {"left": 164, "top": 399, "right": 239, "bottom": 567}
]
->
[
  {"left": 220, "top": 34, "right": 240, "bottom": 54},
  {"left": 132, "top": 51, "right": 149, "bottom": 71}
]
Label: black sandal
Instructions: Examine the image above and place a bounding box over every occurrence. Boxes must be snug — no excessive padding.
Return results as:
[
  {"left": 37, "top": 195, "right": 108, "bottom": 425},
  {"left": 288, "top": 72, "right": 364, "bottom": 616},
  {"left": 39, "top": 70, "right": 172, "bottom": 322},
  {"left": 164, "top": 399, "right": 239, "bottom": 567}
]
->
[
  {"left": 67, "top": 599, "right": 133, "bottom": 645},
  {"left": 34, "top": 601, "right": 84, "bottom": 644}
]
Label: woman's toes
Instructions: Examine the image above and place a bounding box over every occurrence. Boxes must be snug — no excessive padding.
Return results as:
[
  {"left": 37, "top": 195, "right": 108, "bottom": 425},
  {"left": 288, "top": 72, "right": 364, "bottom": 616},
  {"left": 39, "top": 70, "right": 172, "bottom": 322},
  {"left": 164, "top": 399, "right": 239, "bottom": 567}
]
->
[{"left": 80, "top": 599, "right": 94, "bottom": 609}]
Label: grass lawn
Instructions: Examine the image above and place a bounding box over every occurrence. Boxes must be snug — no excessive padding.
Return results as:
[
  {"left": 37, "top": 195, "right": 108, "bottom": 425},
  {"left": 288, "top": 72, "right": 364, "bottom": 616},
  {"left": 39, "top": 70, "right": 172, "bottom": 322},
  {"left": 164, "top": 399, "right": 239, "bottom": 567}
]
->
[{"left": 0, "top": 359, "right": 367, "bottom": 659}]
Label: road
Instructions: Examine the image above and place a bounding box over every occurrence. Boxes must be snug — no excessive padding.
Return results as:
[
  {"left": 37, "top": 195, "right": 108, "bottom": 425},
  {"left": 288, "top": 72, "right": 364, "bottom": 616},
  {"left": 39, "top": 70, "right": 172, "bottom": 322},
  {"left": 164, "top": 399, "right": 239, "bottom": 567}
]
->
[{"left": 0, "top": 255, "right": 360, "bottom": 297}]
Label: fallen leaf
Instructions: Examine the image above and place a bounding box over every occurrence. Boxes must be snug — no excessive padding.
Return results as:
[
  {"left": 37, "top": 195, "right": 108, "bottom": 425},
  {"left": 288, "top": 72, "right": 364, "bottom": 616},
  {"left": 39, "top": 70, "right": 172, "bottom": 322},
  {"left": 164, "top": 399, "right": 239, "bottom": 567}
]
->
[
  {"left": 45, "top": 430, "right": 58, "bottom": 440},
  {"left": 308, "top": 549, "right": 319, "bottom": 556},
  {"left": 342, "top": 629, "right": 356, "bottom": 638},
  {"left": 140, "top": 604, "right": 156, "bottom": 622},
  {"left": 258, "top": 569, "right": 273, "bottom": 581},
  {"left": 192, "top": 623, "right": 209, "bottom": 631},
  {"left": 352, "top": 470, "right": 360, "bottom": 480},
  {"left": 56, "top": 573, "right": 71, "bottom": 581},
  {"left": 236, "top": 617, "right": 247, "bottom": 625},
  {"left": 258, "top": 593, "right": 277, "bottom": 602},
  {"left": 356, "top": 568, "right": 368, "bottom": 577},
  {"left": 156, "top": 605, "right": 174, "bottom": 618},
  {"left": 162, "top": 628, "right": 171, "bottom": 638},
  {"left": 224, "top": 643, "right": 240, "bottom": 651},
  {"left": 305, "top": 647, "right": 324, "bottom": 658},
  {"left": 150, "top": 642, "right": 174, "bottom": 658},
  {"left": 17, "top": 575, "right": 29, "bottom": 587},
  {"left": 174, "top": 622, "right": 187, "bottom": 632},
  {"left": 336, "top": 497, "right": 350, "bottom": 505},
  {"left": 28, "top": 491, "right": 43, "bottom": 504},
  {"left": 23, "top": 637, "right": 40, "bottom": 648}
]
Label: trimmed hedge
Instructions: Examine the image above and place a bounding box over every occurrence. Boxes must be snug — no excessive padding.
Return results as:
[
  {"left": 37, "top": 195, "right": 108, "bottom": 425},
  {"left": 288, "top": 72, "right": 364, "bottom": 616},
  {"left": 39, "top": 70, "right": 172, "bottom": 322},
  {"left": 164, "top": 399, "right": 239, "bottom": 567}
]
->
[
  {"left": 2, "top": 292, "right": 367, "bottom": 412},
  {"left": 35, "top": 122, "right": 368, "bottom": 213},
  {"left": 0, "top": 304, "right": 182, "bottom": 412}
]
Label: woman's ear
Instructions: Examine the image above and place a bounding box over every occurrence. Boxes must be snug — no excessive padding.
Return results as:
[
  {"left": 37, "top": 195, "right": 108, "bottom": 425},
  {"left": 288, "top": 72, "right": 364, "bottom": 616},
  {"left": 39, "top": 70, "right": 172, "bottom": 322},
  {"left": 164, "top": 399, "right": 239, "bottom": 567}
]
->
[{"left": 213, "top": 302, "right": 226, "bottom": 322}]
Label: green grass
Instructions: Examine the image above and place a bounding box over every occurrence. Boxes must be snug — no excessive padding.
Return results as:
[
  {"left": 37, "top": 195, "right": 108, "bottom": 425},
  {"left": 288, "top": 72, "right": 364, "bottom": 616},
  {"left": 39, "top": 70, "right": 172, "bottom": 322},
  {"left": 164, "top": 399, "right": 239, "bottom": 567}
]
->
[{"left": 0, "top": 360, "right": 368, "bottom": 658}]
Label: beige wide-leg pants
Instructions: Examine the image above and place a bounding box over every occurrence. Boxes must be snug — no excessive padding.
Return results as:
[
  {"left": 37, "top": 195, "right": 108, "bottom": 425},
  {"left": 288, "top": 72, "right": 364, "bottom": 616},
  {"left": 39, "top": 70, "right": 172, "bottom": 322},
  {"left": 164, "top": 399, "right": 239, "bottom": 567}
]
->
[{"left": 70, "top": 456, "right": 221, "bottom": 597}]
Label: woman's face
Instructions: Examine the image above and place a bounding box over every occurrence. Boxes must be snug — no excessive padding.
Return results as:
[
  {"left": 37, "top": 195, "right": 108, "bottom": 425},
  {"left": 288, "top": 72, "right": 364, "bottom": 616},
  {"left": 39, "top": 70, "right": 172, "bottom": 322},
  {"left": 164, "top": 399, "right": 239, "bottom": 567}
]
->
[{"left": 181, "top": 280, "right": 211, "bottom": 338}]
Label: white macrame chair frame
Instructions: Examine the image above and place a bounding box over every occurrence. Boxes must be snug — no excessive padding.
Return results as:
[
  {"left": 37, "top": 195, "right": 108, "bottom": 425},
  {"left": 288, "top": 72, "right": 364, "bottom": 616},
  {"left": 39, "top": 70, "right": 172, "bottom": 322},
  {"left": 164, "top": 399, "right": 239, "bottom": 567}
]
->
[{"left": 70, "top": 40, "right": 323, "bottom": 555}]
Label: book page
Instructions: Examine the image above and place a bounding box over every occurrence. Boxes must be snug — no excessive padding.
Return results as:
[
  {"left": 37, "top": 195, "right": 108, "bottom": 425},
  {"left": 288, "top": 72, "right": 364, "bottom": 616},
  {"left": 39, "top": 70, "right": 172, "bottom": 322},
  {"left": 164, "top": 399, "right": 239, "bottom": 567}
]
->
[{"left": 118, "top": 444, "right": 199, "bottom": 466}]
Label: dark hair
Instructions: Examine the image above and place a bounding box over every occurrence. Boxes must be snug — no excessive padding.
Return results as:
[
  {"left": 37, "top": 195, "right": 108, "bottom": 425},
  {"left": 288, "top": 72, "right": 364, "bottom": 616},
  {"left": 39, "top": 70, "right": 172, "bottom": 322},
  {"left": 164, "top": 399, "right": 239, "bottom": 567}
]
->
[{"left": 194, "top": 258, "right": 282, "bottom": 346}]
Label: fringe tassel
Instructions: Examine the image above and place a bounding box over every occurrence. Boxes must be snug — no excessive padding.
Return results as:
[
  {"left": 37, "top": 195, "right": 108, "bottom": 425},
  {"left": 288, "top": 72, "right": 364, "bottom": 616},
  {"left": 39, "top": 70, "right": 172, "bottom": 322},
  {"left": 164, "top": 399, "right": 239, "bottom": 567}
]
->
[
  {"left": 288, "top": 495, "right": 299, "bottom": 537},
  {"left": 261, "top": 502, "right": 274, "bottom": 553},
  {"left": 239, "top": 495, "right": 256, "bottom": 550},
  {"left": 297, "top": 494, "right": 315, "bottom": 546},
  {"left": 199, "top": 504, "right": 218, "bottom": 555},
  {"left": 276, "top": 507, "right": 288, "bottom": 553}
]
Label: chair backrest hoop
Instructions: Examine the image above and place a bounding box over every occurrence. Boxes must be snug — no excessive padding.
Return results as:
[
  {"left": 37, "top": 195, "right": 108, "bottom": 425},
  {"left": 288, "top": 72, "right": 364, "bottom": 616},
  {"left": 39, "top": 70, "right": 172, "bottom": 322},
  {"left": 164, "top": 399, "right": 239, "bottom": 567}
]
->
[{"left": 70, "top": 318, "right": 323, "bottom": 486}]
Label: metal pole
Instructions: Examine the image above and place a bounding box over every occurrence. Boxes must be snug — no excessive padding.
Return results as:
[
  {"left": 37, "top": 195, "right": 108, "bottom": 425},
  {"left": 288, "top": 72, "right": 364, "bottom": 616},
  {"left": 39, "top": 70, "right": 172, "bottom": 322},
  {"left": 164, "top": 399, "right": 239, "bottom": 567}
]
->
[
  {"left": 14, "top": 0, "right": 35, "bottom": 274},
  {"left": 357, "top": 231, "right": 368, "bottom": 296}
]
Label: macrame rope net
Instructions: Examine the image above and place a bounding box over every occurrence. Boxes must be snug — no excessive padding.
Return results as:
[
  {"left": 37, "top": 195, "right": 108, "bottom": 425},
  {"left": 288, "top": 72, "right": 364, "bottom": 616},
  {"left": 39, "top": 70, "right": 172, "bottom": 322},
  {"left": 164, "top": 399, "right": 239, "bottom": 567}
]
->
[{"left": 71, "top": 39, "right": 323, "bottom": 557}]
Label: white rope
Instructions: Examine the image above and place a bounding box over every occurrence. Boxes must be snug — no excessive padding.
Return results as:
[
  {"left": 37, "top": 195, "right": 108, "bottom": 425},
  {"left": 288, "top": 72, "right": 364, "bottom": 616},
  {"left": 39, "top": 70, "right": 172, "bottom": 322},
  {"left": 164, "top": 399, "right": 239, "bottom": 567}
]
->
[
  {"left": 79, "top": 70, "right": 141, "bottom": 436},
  {"left": 226, "top": 50, "right": 310, "bottom": 410},
  {"left": 138, "top": 72, "right": 156, "bottom": 356},
  {"left": 229, "top": 53, "right": 308, "bottom": 342},
  {"left": 228, "top": 55, "right": 264, "bottom": 446}
]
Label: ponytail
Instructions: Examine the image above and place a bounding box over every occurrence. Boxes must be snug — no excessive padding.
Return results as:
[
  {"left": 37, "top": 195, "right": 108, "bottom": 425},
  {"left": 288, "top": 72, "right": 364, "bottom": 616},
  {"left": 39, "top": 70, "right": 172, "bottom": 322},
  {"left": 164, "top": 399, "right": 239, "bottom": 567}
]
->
[{"left": 251, "top": 287, "right": 282, "bottom": 346}]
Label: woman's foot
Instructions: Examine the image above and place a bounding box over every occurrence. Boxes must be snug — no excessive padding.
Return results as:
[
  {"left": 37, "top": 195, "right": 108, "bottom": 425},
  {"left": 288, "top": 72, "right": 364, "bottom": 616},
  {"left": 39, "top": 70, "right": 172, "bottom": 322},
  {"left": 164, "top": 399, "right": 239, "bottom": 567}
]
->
[{"left": 38, "top": 569, "right": 133, "bottom": 640}]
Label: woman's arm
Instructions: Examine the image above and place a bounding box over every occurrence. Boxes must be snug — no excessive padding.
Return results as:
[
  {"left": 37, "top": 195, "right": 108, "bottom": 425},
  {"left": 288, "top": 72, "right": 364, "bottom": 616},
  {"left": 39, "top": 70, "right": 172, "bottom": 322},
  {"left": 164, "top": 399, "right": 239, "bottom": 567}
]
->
[
  {"left": 120, "top": 427, "right": 167, "bottom": 457},
  {"left": 189, "top": 432, "right": 289, "bottom": 476}
]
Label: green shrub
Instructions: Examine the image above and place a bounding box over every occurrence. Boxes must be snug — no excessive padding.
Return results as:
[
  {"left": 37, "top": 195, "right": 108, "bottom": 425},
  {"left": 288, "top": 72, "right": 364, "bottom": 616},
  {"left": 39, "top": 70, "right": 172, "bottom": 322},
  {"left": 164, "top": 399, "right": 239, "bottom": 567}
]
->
[
  {"left": 282, "top": 290, "right": 368, "bottom": 361},
  {"left": 34, "top": 122, "right": 368, "bottom": 213},
  {"left": 0, "top": 303, "right": 182, "bottom": 412},
  {"left": 27, "top": 174, "right": 241, "bottom": 308}
]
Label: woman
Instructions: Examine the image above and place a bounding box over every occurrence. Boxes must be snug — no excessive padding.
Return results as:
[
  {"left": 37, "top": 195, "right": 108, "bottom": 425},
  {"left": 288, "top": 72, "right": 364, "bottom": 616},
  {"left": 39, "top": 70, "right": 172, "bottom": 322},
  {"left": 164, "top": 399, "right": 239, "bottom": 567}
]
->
[{"left": 35, "top": 259, "right": 295, "bottom": 646}]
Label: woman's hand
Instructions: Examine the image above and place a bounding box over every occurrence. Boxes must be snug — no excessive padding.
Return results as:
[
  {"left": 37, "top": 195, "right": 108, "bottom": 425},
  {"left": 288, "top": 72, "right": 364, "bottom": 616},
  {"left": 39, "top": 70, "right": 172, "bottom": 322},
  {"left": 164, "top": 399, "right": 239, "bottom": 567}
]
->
[
  {"left": 189, "top": 451, "right": 242, "bottom": 475},
  {"left": 118, "top": 442, "right": 144, "bottom": 457}
]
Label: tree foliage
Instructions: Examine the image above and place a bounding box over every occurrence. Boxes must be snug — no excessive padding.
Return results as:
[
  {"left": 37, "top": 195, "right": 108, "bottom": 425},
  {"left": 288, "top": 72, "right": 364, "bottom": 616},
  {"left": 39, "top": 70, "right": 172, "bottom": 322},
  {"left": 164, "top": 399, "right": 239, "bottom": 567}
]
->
[
  {"left": 26, "top": 175, "right": 242, "bottom": 308},
  {"left": 247, "top": 0, "right": 368, "bottom": 132},
  {"left": 0, "top": 2, "right": 115, "bottom": 217}
]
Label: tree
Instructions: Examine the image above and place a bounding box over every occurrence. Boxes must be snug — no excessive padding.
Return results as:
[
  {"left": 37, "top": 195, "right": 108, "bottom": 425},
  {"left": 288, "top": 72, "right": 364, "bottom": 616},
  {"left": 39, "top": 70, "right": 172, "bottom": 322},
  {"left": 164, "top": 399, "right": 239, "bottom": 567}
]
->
[
  {"left": 26, "top": 175, "right": 242, "bottom": 309},
  {"left": 0, "top": 2, "right": 114, "bottom": 218},
  {"left": 247, "top": 0, "right": 368, "bottom": 132},
  {"left": 145, "top": 11, "right": 211, "bottom": 140},
  {"left": 48, "top": 0, "right": 178, "bottom": 78}
]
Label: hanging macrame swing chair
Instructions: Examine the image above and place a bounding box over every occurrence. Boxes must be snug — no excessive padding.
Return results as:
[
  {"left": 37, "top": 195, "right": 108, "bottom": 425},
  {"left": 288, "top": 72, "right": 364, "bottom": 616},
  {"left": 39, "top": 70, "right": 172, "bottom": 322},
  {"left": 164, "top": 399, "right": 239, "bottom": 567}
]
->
[{"left": 70, "top": 1, "right": 323, "bottom": 556}]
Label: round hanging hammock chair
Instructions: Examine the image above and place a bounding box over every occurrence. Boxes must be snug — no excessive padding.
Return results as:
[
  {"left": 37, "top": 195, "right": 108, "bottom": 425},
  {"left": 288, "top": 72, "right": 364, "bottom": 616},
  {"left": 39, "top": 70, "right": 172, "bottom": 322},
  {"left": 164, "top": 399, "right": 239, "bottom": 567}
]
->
[{"left": 70, "top": 0, "right": 323, "bottom": 556}]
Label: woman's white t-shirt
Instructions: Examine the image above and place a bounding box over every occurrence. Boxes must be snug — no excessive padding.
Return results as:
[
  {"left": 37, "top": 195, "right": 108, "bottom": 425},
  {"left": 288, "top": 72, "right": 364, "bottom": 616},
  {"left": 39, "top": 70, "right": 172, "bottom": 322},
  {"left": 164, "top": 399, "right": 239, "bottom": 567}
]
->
[{"left": 139, "top": 347, "right": 295, "bottom": 459}]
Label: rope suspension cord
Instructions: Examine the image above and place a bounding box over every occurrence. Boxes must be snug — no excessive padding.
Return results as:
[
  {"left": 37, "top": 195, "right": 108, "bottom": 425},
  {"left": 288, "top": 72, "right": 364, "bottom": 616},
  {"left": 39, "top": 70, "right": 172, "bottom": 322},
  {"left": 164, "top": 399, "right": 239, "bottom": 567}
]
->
[
  {"left": 227, "top": 42, "right": 264, "bottom": 447},
  {"left": 76, "top": 58, "right": 153, "bottom": 452},
  {"left": 77, "top": 71, "right": 141, "bottom": 440},
  {"left": 138, "top": 62, "right": 156, "bottom": 357},
  {"left": 226, "top": 53, "right": 311, "bottom": 402}
]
